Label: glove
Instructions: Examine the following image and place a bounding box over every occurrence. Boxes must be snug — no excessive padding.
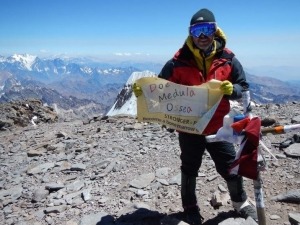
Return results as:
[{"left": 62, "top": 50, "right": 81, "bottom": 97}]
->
[
  {"left": 132, "top": 83, "right": 143, "bottom": 97},
  {"left": 220, "top": 80, "right": 233, "bottom": 95}
]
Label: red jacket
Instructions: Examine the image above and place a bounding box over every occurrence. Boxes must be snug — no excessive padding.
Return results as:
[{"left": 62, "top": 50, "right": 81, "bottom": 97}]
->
[{"left": 158, "top": 41, "right": 248, "bottom": 135}]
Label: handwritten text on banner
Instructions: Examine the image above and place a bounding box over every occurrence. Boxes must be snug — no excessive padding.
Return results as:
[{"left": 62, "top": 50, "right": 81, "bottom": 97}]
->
[{"left": 136, "top": 77, "right": 223, "bottom": 134}]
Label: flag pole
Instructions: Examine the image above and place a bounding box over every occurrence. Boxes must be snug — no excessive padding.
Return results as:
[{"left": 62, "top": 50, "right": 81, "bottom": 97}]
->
[
  {"left": 261, "top": 124, "right": 300, "bottom": 134},
  {"left": 242, "top": 89, "right": 267, "bottom": 225}
]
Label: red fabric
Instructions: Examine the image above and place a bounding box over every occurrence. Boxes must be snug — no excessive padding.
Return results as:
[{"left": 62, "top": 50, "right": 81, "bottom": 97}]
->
[
  {"left": 229, "top": 117, "right": 261, "bottom": 180},
  {"left": 231, "top": 117, "right": 250, "bottom": 133}
]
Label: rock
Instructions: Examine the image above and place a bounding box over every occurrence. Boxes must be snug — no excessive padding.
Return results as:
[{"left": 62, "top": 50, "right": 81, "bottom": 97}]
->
[
  {"left": 270, "top": 214, "right": 281, "bottom": 220},
  {"left": 80, "top": 212, "right": 113, "bottom": 225},
  {"left": 0, "top": 99, "right": 58, "bottom": 129},
  {"left": 0, "top": 186, "right": 23, "bottom": 206},
  {"left": 66, "top": 180, "right": 85, "bottom": 192},
  {"left": 70, "top": 163, "right": 86, "bottom": 171},
  {"left": 289, "top": 212, "right": 300, "bottom": 225},
  {"left": 82, "top": 188, "right": 92, "bottom": 201},
  {"left": 271, "top": 189, "right": 300, "bottom": 203},
  {"left": 261, "top": 117, "right": 276, "bottom": 127},
  {"left": 161, "top": 216, "right": 189, "bottom": 224},
  {"left": 284, "top": 143, "right": 300, "bottom": 157},
  {"left": 129, "top": 173, "right": 155, "bottom": 189},
  {"left": 27, "top": 162, "right": 55, "bottom": 175},
  {"left": 1, "top": 101, "right": 300, "bottom": 225},
  {"left": 32, "top": 188, "right": 49, "bottom": 203},
  {"left": 218, "top": 217, "right": 245, "bottom": 225},
  {"left": 155, "top": 167, "right": 170, "bottom": 178},
  {"left": 169, "top": 173, "right": 181, "bottom": 185},
  {"left": 44, "top": 205, "right": 67, "bottom": 214},
  {"left": 45, "top": 183, "right": 65, "bottom": 191}
]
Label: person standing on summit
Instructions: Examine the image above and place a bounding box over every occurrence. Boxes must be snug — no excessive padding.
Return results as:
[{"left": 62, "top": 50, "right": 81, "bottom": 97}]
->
[{"left": 133, "top": 8, "right": 258, "bottom": 225}]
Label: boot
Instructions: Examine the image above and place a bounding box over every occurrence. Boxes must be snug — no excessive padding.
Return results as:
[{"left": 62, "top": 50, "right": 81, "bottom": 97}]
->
[
  {"left": 234, "top": 202, "right": 258, "bottom": 222},
  {"left": 227, "top": 176, "right": 258, "bottom": 222},
  {"left": 181, "top": 172, "right": 203, "bottom": 225}
]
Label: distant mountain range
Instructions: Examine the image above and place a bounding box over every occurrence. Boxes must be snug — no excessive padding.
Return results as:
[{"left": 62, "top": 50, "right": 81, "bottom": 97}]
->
[{"left": 0, "top": 54, "right": 299, "bottom": 118}]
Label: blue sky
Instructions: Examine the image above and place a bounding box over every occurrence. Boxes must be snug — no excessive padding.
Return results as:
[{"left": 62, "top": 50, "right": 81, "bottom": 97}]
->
[{"left": 1, "top": 0, "right": 300, "bottom": 77}]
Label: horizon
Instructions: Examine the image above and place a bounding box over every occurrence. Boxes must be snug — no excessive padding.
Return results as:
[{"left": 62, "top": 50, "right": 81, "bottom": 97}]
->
[{"left": 1, "top": 52, "right": 299, "bottom": 82}]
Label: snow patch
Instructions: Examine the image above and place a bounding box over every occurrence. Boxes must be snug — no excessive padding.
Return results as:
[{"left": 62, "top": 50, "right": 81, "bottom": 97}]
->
[
  {"left": 11, "top": 54, "right": 37, "bottom": 70},
  {"left": 106, "top": 70, "right": 156, "bottom": 117}
]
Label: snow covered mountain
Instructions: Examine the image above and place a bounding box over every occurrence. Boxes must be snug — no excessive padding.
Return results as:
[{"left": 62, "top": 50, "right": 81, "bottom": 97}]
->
[
  {"left": 0, "top": 54, "right": 141, "bottom": 110},
  {"left": 7, "top": 54, "right": 37, "bottom": 70},
  {"left": 106, "top": 70, "right": 156, "bottom": 117},
  {"left": 0, "top": 54, "right": 137, "bottom": 84}
]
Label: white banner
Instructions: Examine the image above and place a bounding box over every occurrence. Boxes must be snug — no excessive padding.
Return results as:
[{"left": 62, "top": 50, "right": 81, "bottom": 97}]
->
[{"left": 136, "top": 77, "right": 223, "bottom": 134}]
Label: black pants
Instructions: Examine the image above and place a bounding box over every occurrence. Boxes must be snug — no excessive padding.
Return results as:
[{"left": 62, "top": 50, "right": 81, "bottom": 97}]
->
[{"left": 179, "top": 132, "right": 247, "bottom": 202}]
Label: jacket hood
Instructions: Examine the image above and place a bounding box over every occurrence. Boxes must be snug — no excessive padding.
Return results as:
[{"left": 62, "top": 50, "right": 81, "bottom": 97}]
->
[{"left": 214, "top": 27, "right": 226, "bottom": 50}]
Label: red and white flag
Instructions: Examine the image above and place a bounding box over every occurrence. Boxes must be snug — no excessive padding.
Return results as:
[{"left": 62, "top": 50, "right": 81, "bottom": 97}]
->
[{"left": 229, "top": 116, "right": 261, "bottom": 180}]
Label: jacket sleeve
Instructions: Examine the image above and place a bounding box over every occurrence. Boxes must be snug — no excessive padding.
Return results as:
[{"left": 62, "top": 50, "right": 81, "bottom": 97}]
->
[
  {"left": 158, "top": 59, "right": 174, "bottom": 80},
  {"left": 229, "top": 57, "right": 249, "bottom": 100}
]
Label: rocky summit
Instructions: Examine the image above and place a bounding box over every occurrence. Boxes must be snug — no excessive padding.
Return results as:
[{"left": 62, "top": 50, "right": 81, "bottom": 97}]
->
[{"left": 0, "top": 100, "right": 300, "bottom": 225}]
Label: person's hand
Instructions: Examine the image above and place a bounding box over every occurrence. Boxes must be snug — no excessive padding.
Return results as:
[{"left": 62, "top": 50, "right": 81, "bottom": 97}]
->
[
  {"left": 220, "top": 80, "right": 233, "bottom": 95},
  {"left": 132, "top": 83, "right": 143, "bottom": 97}
]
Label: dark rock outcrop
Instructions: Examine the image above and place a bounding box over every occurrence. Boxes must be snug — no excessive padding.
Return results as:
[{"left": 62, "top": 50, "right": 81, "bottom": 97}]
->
[{"left": 0, "top": 99, "right": 58, "bottom": 129}]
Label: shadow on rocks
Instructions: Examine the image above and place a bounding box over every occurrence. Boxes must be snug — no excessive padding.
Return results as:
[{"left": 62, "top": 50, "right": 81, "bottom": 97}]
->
[
  {"left": 201, "top": 210, "right": 238, "bottom": 225},
  {"left": 168, "top": 210, "right": 237, "bottom": 225},
  {"left": 94, "top": 208, "right": 237, "bottom": 225},
  {"left": 95, "top": 214, "right": 115, "bottom": 225},
  {"left": 96, "top": 208, "right": 166, "bottom": 225}
]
